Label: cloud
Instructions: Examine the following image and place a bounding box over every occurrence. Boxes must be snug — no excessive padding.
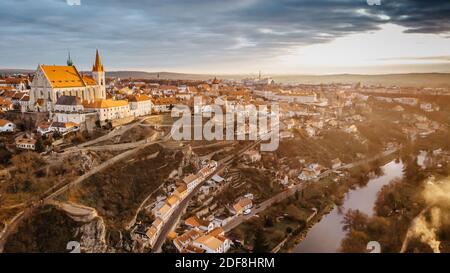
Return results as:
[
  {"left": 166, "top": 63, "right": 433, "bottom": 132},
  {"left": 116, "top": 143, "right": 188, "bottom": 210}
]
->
[
  {"left": 379, "top": 56, "right": 450, "bottom": 62},
  {"left": 0, "top": 0, "right": 449, "bottom": 72},
  {"left": 376, "top": 0, "right": 450, "bottom": 34}
]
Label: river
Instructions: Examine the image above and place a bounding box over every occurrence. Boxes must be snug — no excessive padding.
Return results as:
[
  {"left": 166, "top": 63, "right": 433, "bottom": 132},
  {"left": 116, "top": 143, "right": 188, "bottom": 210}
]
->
[{"left": 293, "top": 159, "right": 405, "bottom": 253}]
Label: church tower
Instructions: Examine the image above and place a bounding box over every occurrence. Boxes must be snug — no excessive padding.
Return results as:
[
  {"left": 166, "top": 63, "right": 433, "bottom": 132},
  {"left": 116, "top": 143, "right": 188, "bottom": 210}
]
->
[
  {"left": 67, "top": 51, "right": 73, "bottom": 66},
  {"left": 92, "top": 49, "right": 106, "bottom": 99}
]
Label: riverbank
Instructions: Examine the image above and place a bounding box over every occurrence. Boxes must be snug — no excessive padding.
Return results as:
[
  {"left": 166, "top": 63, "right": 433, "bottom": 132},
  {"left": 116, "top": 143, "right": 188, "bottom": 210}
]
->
[
  {"left": 285, "top": 150, "right": 400, "bottom": 253},
  {"left": 280, "top": 203, "right": 335, "bottom": 252}
]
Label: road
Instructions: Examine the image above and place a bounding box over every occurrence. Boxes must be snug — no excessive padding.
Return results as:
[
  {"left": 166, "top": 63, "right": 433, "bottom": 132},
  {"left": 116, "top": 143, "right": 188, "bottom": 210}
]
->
[
  {"left": 44, "top": 138, "right": 165, "bottom": 201},
  {"left": 222, "top": 146, "right": 400, "bottom": 233},
  {"left": 223, "top": 181, "right": 308, "bottom": 232},
  {"left": 57, "top": 114, "right": 168, "bottom": 156},
  {"left": 152, "top": 140, "right": 262, "bottom": 252},
  {"left": 0, "top": 131, "right": 169, "bottom": 252}
]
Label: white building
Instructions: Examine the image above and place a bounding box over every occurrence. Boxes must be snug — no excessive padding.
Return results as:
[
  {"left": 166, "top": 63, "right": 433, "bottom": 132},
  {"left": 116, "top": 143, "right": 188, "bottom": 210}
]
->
[
  {"left": 152, "top": 97, "right": 177, "bottom": 113},
  {"left": 29, "top": 50, "right": 107, "bottom": 112},
  {"left": 15, "top": 135, "right": 36, "bottom": 150},
  {"left": 0, "top": 119, "right": 15, "bottom": 132},
  {"left": 52, "top": 96, "right": 86, "bottom": 124},
  {"left": 129, "top": 94, "right": 152, "bottom": 117},
  {"left": 84, "top": 99, "right": 130, "bottom": 121},
  {"left": 49, "top": 122, "right": 79, "bottom": 134},
  {"left": 183, "top": 174, "right": 201, "bottom": 192},
  {"left": 192, "top": 234, "right": 231, "bottom": 253},
  {"left": 420, "top": 103, "right": 439, "bottom": 112}
]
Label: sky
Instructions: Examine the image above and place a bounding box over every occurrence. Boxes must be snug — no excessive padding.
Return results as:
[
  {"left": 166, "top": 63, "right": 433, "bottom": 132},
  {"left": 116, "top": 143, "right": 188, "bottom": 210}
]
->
[{"left": 1, "top": 0, "right": 450, "bottom": 74}]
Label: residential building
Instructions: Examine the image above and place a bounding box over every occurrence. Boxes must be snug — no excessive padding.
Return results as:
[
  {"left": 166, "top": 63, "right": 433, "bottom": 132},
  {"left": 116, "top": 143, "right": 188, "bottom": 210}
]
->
[
  {"left": 0, "top": 97, "right": 13, "bottom": 111},
  {"left": 0, "top": 119, "right": 15, "bottom": 132},
  {"left": 128, "top": 94, "right": 152, "bottom": 117},
  {"left": 49, "top": 121, "right": 79, "bottom": 134},
  {"left": 152, "top": 97, "right": 178, "bottom": 113},
  {"left": 183, "top": 173, "right": 200, "bottom": 192},
  {"left": 84, "top": 99, "right": 130, "bottom": 121},
  {"left": 232, "top": 198, "right": 253, "bottom": 215},
  {"left": 173, "top": 229, "right": 204, "bottom": 252},
  {"left": 15, "top": 135, "right": 36, "bottom": 150},
  {"left": 192, "top": 234, "right": 231, "bottom": 253},
  {"left": 174, "top": 183, "right": 188, "bottom": 198},
  {"left": 184, "top": 216, "right": 214, "bottom": 232}
]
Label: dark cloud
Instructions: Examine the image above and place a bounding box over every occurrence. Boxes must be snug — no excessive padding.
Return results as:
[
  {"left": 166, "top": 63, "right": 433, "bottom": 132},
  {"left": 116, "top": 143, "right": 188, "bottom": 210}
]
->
[
  {"left": 377, "top": 0, "right": 450, "bottom": 33},
  {"left": 0, "top": 0, "right": 448, "bottom": 71}
]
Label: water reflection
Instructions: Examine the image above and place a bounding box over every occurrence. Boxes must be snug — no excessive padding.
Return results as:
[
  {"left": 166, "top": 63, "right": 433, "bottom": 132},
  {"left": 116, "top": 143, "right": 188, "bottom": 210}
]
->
[{"left": 293, "top": 160, "right": 404, "bottom": 253}]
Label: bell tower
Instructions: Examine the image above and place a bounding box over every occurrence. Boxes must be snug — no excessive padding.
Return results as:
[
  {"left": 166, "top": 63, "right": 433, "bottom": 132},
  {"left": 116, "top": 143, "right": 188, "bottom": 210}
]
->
[
  {"left": 67, "top": 51, "right": 73, "bottom": 66},
  {"left": 92, "top": 49, "right": 106, "bottom": 99}
]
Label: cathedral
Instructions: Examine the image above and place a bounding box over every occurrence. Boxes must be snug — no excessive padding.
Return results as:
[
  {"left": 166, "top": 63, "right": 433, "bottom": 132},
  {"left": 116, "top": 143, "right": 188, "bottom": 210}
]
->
[{"left": 29, "top": 50, "right": 107, "bottom": 112}]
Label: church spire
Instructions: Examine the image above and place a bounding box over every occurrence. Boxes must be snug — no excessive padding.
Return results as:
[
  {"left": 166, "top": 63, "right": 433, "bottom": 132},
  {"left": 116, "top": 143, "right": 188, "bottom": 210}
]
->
[
  {"left": 67, "top": 51, "right": 73, "bottom": 66},
  {"left": 92, "top": 49, "right": 104, "bottom": 72}
]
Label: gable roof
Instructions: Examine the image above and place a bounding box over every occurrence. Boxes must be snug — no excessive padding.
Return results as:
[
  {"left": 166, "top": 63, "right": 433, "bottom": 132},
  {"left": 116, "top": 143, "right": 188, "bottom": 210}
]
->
[
  {"left": 0, "top": 119, "right": 13, "bottom": 126},
  {"left": 41, "top": 65, "right": 85, "bottom": 88},
  {"left": 183, "top": 173, "right": 199, "bottom": 185},
  {"left": 208, "top": 227, "right": 225, "bottom": 237},
  {"left": 83, "top": 99, "right": 128, "bottom": 109},
  {"left": 194, "top": 235, "right": 223, "bottom": 251},
  {"left": 0, "top": 97, "right": 12, "bottom": 106},
  {"left": 82, "top": 75, "right": 98, "bottom": 86},
  {"left": 128, "top": 94, "right": 151, "bottom": 102}
]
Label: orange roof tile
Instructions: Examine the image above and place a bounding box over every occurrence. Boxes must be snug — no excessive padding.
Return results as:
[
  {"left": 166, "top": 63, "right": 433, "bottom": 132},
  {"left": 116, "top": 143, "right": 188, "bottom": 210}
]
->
[
  {"left": 0, "top": 119, "right": 13, "bottom": 126},
  {"left": 83, "top": 99, "right": 128, "bottom": 109},
  {"left": 128, "top": 94, "right": 151, "bottom": 102},
  {"left": 41, "top": 65, "right": 85, "bottom": 88},
  {"left": 82, "top": 75, "right": 98, "bottom": 86}
]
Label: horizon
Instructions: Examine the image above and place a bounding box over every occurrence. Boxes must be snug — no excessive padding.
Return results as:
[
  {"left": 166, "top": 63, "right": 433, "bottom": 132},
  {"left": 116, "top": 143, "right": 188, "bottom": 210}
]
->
[{"left": 2, "top": 67, "right": 450, "bottom": 77}]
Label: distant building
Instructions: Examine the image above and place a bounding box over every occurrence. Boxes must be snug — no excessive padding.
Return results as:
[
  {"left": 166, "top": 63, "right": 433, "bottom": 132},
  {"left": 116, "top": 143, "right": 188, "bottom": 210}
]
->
[{"left": 211, "top": 77, "right": 220, "bottom": 91}]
